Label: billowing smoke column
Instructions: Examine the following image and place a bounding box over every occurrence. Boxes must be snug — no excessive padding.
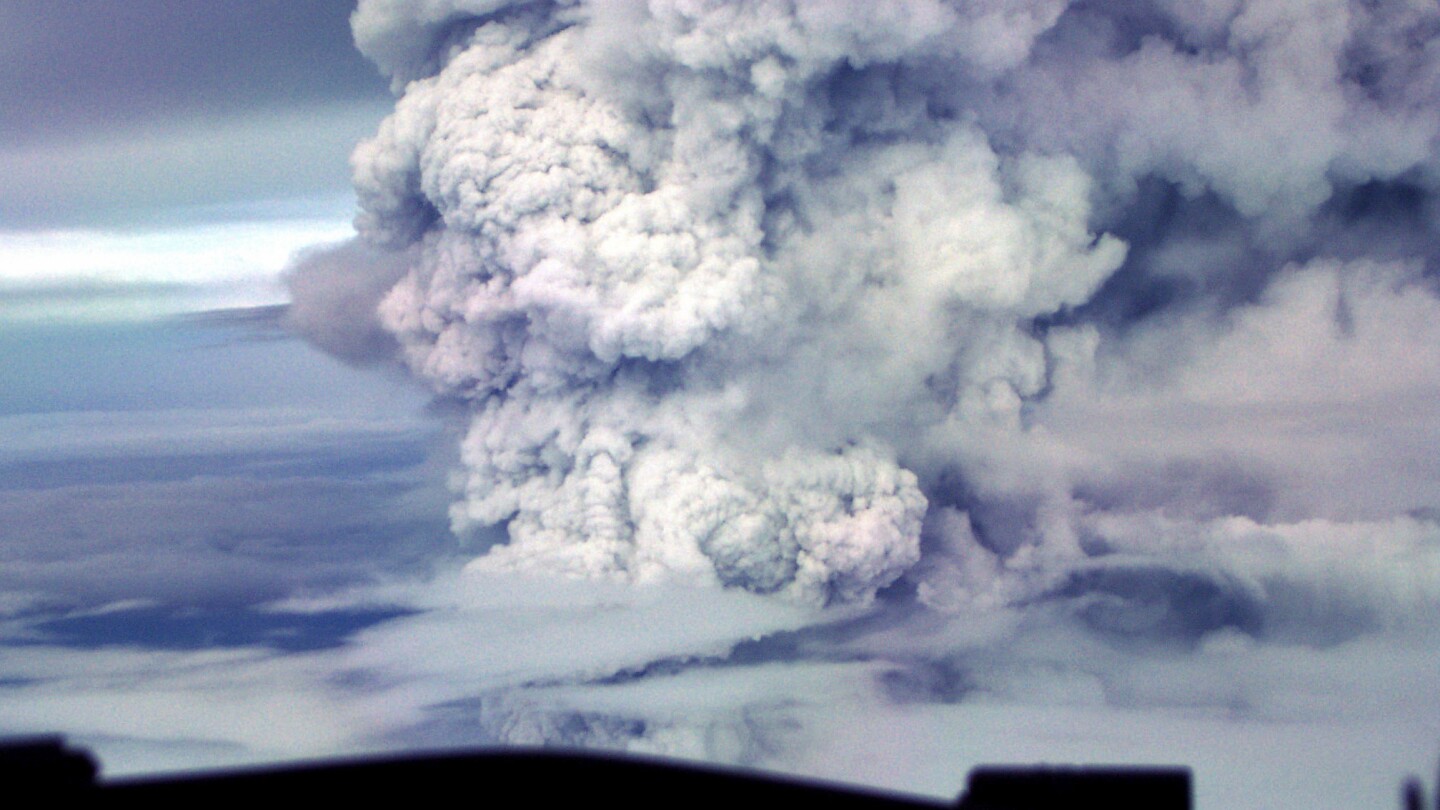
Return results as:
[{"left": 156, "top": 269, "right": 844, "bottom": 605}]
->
[{"left": 322, "top": 0, "right": 1440, "bottom": 608}]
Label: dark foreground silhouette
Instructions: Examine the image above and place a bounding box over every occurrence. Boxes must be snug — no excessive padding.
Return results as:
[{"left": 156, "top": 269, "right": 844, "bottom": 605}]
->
[
  {"left": 4, "top": 735, "right": 1195, "bottom": 808},
  {"left": 26, "top": 734, "right": 1440, "bottom": 808}
]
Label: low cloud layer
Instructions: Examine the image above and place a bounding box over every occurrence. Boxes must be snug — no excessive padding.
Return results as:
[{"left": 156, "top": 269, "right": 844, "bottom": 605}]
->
[{"left": 0, "top": 314, "right": 450, "bottom": 615}]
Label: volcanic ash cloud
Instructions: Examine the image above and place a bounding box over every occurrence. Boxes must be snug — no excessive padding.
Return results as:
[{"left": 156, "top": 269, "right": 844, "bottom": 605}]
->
[
  {"left": 340, "top": 1, "right": 1123, "bottom": 604},
  {"left": 325, "top": 0, "right": 1440, "bottom": 611}
]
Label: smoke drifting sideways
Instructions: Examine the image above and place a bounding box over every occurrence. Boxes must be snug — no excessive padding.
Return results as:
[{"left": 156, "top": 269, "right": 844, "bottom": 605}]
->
[{"left": 288, "top": 0, "right": 1440, "bottom": 625}]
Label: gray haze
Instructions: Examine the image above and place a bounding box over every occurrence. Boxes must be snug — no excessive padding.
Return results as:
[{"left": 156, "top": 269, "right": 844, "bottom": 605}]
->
[{"left": 0, "top": 0, "right": 391, "bottom": 228}]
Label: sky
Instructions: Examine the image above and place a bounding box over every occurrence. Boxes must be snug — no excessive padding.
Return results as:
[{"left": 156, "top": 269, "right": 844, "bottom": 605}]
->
[
  {"left": 3, "top": 2, "right": 1440, "bottom": 808},
  {"left": 0, "top": 0, "right": 387, "bottom": 321}
]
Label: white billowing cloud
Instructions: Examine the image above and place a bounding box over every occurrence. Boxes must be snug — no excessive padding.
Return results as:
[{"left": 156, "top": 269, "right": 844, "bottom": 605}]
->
[
  {"left": 325, "top": 0, "right": 1440, "bottom": 633},
  {"left": 350, "top": 0, "right": 525, "bottom": 89},
  {"left": 347, "top": 0, "right": 1125, "bottom": 603}
]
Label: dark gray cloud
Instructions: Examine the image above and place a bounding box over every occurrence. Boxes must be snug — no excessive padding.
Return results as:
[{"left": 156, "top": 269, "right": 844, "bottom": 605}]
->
[
  {"left": 0, "top": 1, "right": 384, "bottom": 143},
  {"left": 283, "top": 239, "right": 410, "bottom": 366}
]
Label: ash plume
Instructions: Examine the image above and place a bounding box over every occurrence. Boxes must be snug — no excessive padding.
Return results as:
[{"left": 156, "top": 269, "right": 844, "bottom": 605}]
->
[{"left": 310, "top": 0, "right": 1440, "bottom": 611}]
